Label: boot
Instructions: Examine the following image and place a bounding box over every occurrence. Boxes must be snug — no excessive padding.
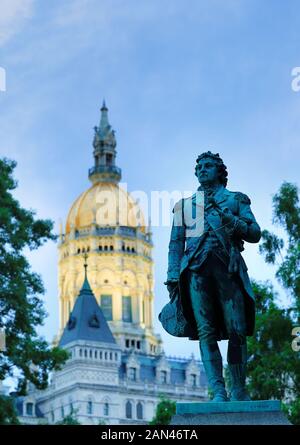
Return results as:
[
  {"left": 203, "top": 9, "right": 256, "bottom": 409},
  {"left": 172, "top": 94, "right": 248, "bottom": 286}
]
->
[
  {"left": 227, "top": 334, "right": 251, "bottom": 401},
  {"left": 200, "top": 341, "right": 228, "bottom": 402}
]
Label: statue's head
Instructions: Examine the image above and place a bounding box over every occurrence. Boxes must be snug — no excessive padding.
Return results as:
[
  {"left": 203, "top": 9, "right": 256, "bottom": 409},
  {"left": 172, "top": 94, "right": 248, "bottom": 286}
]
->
[{"left": 195, "top": 151, "right": 228, "bottom": 187}]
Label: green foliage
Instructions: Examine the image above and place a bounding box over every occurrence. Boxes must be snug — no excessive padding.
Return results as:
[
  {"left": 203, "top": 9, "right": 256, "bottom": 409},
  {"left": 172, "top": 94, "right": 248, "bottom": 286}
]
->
[
  {"left": 149, "top": 395, "right": 176, "bottom": 425},
  {"left": 0, "top": 395, "right": 20, "bottom": 424},
  {"left": 247, "top": 280, "right": 299, "bottom": 402},
  {"left": 282, "top": 399, "right": 300, "bottom": 425},
  {"left": 259, "top": 182, "right": 300, "bottom": 321},
  {"left": 55, "top": 412, "right": 81, "bottom": 425},
  {"left": 247, "top": 182, "right": 300, "bottom": 424},
  {"left": 0, "top": 158, "right": 68, "bottom": 396}
]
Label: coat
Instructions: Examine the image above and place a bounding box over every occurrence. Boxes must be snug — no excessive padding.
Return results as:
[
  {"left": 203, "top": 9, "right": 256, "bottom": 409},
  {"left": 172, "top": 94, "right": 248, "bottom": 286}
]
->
[{"left": 159, "top": 185, "right": 261, "bottom": 340}]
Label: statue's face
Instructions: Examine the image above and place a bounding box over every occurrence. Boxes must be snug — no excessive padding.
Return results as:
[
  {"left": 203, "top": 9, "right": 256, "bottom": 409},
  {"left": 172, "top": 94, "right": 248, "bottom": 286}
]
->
[{"left": 196, "top": 158, "right": 219, "bottom": 185}]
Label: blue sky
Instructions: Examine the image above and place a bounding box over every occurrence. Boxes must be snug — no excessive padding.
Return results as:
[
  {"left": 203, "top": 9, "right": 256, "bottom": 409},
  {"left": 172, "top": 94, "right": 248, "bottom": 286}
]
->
[{"left": 0, "top": 0, "right": 300, "bottom": 361}]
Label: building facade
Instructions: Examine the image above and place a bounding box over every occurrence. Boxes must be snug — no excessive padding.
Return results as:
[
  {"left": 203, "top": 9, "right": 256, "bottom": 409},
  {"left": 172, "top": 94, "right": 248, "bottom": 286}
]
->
[{"left": 17, "top": 103, "right": 208, "bottom": 424}]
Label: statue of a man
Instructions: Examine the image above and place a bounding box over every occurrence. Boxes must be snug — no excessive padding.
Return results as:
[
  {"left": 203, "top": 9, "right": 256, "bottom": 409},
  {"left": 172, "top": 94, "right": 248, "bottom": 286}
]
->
[{"left": 164, "top": 151, "right": 261, "bottom": 402}]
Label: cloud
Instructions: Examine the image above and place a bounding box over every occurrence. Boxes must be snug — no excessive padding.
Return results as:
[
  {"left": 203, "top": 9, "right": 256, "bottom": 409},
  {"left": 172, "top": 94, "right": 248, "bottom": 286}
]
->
[{"left": 0, "top": 0, "right": 35, "bottom": 46}]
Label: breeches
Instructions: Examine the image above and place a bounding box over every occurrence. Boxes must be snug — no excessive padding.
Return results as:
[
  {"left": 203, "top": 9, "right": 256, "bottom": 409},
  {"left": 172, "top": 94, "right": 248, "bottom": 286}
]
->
[{"left": 187, "top": 254, "right": 247, "bottom": 343}]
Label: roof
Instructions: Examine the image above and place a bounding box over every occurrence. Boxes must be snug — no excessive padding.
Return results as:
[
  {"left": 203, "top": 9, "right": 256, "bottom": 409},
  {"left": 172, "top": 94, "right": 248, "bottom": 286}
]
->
[{"left": 59, "top": 274, "right": 116, "bottom": 347}]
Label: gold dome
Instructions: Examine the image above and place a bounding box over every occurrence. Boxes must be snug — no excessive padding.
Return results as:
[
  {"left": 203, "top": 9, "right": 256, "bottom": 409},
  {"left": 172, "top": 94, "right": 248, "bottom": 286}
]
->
[{"left": 65, "top": 182, "right": 146, "bottom": 234}]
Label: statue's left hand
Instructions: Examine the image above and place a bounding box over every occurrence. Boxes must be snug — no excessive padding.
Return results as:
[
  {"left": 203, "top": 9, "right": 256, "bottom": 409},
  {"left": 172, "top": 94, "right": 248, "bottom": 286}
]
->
[{"left": 220, "top": 207, "right": 235, "bottom": 225}]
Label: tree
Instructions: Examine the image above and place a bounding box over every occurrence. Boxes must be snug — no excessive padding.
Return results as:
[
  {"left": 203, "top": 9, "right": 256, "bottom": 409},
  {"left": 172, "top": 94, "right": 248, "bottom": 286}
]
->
[
  {"left": 0, "top": 158, "right": 68, "bottom": 402},
  {"left": 56, "top": 412, "right": 81, "bottom": 425},
  {"left": 247, "top": 280, "right": 299, "bottom": 403},
  {"left": 0, "top": 395, "right": 20, "bottom": 424},
  {"left": 149, "top": 395, "right": 176, "bottom": 425},
  {"left": 246, "top": 182, "right": 300, "bottom": 424},
  {"left": 259, "top": 182, "right": 300, "bottom": 321}
]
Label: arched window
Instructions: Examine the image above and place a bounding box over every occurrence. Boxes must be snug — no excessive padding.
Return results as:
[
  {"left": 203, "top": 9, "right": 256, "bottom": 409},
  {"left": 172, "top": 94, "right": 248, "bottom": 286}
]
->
[
  {"left": 125, "top": 401, "right": 132, "bottom": 419},
  {"left": 160, "top": 370, "right": 167, "bottom": 384},
  {"left": 191, "top": 374, "right": 197, "bottom": 387},
  {"left": 77, "top": 248, "right": 81, "bottom": 254},
  {"left": 131, "top": 247, "right": 135, "bottom": 253},
  {"left": 103, "top": 402, "right": 109, "bottom": 416},
  {"left": 26, "top": 402, "right": 34, "bottom": 416},
  {"left": 136, "top": 402, "right": 143, "bottom": 420},
  {"left": 110, "top": 245, "right": 114, "bottom": 251},
  {"left": 128, "top": 367, "right": 137, "bottom": 381},
  {"left": 126, "top": 246, "right": 130, "bottom": 252},
  {"left": 99, "top": 245, "right": 103, "bottom": 251},
  {"left": 104, "top": 245, "right": 108, "bottom": 251},
  {"left": 87, "top": 400, "right": 93, "bottom": 415}
]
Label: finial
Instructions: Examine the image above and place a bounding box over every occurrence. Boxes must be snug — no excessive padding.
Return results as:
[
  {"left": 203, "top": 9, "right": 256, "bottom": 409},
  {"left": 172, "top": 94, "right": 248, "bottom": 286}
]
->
[{"left": 101, "top": 99, "right": 107, "bottom": 111}]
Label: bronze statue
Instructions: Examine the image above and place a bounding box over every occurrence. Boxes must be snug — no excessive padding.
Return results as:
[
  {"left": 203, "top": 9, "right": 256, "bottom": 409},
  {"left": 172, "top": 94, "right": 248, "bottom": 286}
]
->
[{"left": 161, "top": 151, "right": 261, "bottom": 402}]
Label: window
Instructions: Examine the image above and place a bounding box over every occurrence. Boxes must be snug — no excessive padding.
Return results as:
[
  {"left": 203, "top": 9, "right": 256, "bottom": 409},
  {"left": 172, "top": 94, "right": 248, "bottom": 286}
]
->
[
  {"left": 125, "top": 339, "right": 130, "bottom": 348},
  {"left": 26, "top": 403, "right": 34, "bottom": 416},
  {"left": 106, "top": 153, "right": 113, "bottom": 165},
  {"left": 61, "top": 406, "right": 65, "bottom": 418},
  {"left": 125, "top": 401, "right": 132, "bottom": 419},
  {"left": 137, "top": 341, "right": 141, "bottom": 350},
  {"left": 128, "top": 367, "right": 136, "bottom": 381},
  {"left": 103, "top": 403, "right": 109, "bottom": 416},
  {"left": 160, "top": 370, "right": 167, "bottom": 384},
  {"left": 137, "top": 402, "right": 143, "bottom": 420},
  {"left": 51, "top": 410, "right": 55, "bottom": 423},
  {"left": 87, "top": 401, "right": 93, "bottom": 415},
  {"left": 122, "top": 296, "right": 132, "bottom": 322},
  {"left": 191, "top": 374, "right": 197, "bottom": 387},
  {"left": 101, "top": 295, "right": 113, "bottom": 321},
  {"left": 70, "top": 402, "right": 74, "bottom": 414}
]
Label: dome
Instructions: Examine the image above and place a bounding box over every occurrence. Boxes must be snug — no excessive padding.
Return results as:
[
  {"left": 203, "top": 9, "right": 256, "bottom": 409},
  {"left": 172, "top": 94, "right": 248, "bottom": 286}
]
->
[{"left": 65, "top": 182, "right": 146, "bottom": 234}]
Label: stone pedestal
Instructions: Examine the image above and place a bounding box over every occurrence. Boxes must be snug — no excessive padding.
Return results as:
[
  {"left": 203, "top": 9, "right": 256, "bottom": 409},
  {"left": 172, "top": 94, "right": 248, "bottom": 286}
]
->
[{"left": 171, "top": 400, "right": 291, "bottom": 425}]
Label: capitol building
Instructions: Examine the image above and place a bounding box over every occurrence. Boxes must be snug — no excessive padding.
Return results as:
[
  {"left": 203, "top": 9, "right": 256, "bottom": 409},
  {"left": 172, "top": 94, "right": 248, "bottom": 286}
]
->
[{"left": 17, "top": 103, "right": 208, "bottom": 425}]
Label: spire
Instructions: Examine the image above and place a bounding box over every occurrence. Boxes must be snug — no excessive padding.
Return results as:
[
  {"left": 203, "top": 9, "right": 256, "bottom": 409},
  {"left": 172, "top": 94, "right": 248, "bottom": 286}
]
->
[
  {"left": 99, "top": 99, "right": 109, "bottom": 131},
  {"left": 88, "top": 101, "right": 122, "bottom": 184},
  {"left": 59, "top": 255, "right": 116, "bottom": 347}
]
